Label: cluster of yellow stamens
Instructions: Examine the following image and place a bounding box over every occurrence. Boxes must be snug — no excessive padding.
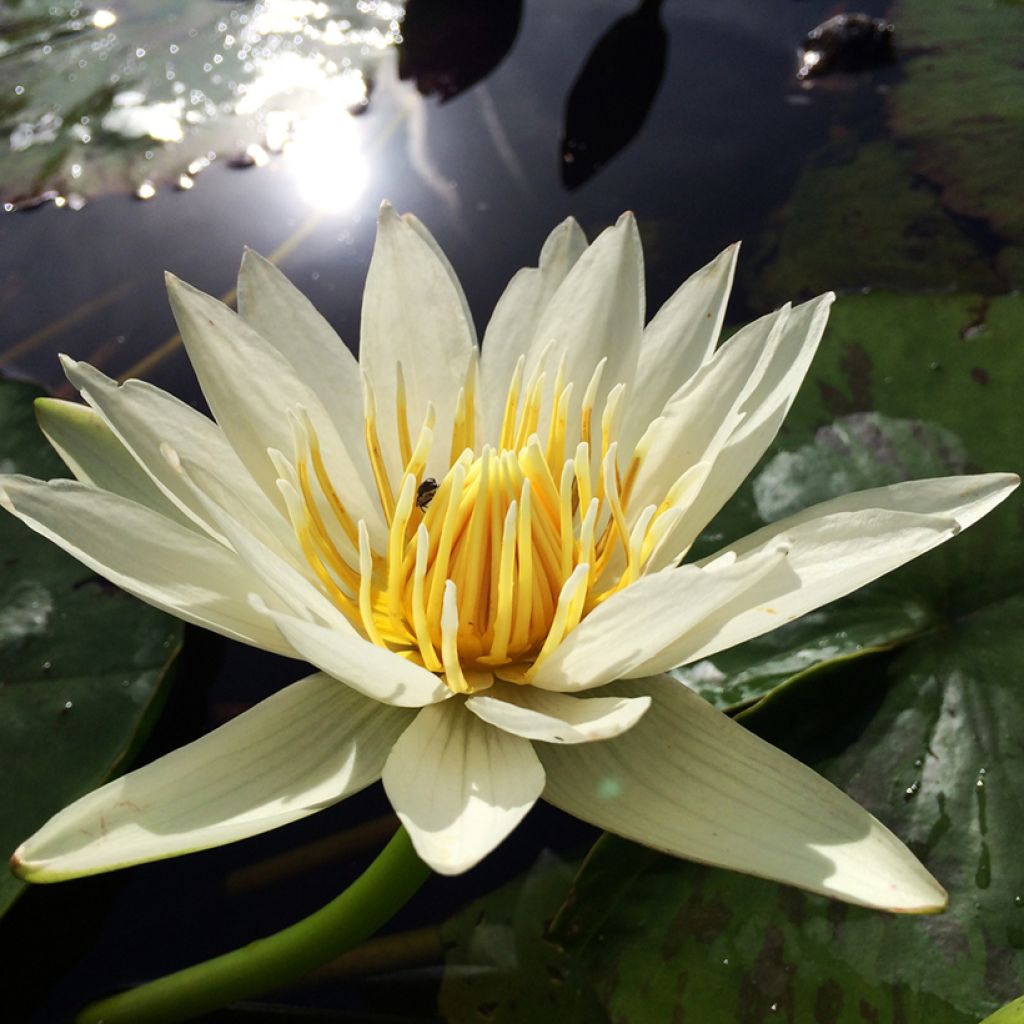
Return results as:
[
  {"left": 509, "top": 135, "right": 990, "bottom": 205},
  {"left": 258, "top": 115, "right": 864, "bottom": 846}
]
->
[{"left": 281, "top": 353, "right": 676, "bottom": 693}]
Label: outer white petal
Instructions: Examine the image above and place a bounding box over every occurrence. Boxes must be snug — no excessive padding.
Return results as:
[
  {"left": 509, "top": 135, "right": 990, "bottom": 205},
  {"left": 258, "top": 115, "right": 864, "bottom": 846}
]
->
[
  {"left": 466, "top": 683, "right": 650, "bottom": 744},
  {"left": 14, "top": 673, "right": 412, "bottom": 881},
  {"left": 172, "top": 454, "right": 352, "bottom": 630},
  {"left": 34, "top": 398, "right": 196, "bottom": 530},
  {"left": 622, "top": 242, "right": 739, "bottom": 450},
  {"left": 539, "top": 676, "right": 947, "bottom": 912},
  {"left": 360, "top": 203, "right": 477, "bottom": 481},
  {"left": 61, "top": 357, "right": 286, "bottom": 548},
  {"left": 526, "top": 213, "right": 644, "bottom": 439},
  {"left": 0, "top": 476, "right": 293, "bottom": 653},
  {"left": 165, "top": 274, "right": 383, "bottom": 539},
  {"left": 480, "top": 217, "right": 588, "bottom": 442},
  {"left": 237, "top": 249, "right": 369, "bottom": 466},
  {"left": 382, "top": 701, "right": 545, "bottom": 875},
  {"left": 631, "top": 473, "right": 1019, "bottom": 675},
  {"left": 626, "top": 305, "right": 789, "bottom": 518},
  {"left": 257, "top": 603, "right": 452, "bottom": 707},
  {"left": 531, "top": 545, "right": 790, "bottom": 692},
  {"left": 663, "top": 293, "right": 834, "bottom": 555}
]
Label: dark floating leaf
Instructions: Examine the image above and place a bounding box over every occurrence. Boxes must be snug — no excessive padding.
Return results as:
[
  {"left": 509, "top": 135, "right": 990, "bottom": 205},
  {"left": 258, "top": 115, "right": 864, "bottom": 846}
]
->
[
  {"left": 398, "top": 0, "right": 522, "bottom": 103},
  {"left": 0, "top": 377, "right": 182, "bottom": 917},
  {"left": 560, "top": 0, "right": 667, "bottom": 191}
]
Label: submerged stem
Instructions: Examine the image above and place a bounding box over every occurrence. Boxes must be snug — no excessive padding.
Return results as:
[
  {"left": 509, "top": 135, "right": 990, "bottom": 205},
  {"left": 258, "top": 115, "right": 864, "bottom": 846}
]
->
[{"left": 76, "top": 827, "right": 430, "bottom": 1024}]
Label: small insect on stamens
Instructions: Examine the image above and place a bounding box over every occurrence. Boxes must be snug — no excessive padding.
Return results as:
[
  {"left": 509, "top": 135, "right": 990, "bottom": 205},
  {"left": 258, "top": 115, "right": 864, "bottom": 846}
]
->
[{"left": 416, "top": 477, "right": 439, "bottom": 510}]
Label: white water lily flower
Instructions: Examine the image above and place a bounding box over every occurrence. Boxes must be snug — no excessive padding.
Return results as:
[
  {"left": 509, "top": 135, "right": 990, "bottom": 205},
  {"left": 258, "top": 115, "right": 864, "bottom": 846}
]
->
[{"left": 4, "top": 205, "right": 1017, "bottom": 913}]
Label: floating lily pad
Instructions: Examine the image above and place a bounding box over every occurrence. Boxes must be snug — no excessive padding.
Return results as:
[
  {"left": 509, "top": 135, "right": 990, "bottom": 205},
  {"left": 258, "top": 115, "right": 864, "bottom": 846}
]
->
[
  {"left": 552, "top": 291, "right": 1024, "bottom": 1022},
  {"left": 888, "top": 0, "right": 1024, "bottom": 246},
  {"left": 745, "top": 140, "right": 1006, "bottom": 310},
  {"left": 0, "top": 0, "right": 400, "bottom": 207},
  {"left": 0, "top": 377, "right": 182, "bottom": 916},
  {"left": 439, "top": 852, "right": 607, "bottom": 1023}
]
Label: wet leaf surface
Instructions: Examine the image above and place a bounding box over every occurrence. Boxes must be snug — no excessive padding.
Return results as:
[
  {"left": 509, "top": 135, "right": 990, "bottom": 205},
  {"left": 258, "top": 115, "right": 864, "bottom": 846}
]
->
[
  {"left": 889, "top": 0, "right": 1024, "bottom": 247},
  {"left": 744, "top": 139, "right": 1008, "bottom": 311},
  {"left": 0, "top": 376, "right": 182, "bottom": 916},
  {"left": 0, "top": 0, "right": 400, "bottom": 207},
  {"left": 551, "top": 291, "right": 1024, "bottom": 1022}
]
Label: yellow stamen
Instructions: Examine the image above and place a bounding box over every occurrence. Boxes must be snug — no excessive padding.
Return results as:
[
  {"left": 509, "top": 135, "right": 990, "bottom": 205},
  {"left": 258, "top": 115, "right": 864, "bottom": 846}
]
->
[
  {"left": 395, "top": 362, "right": 413, "bottom": 471},
  {"left": 362, "top": 372, "right": 396, "bottom": 524}
]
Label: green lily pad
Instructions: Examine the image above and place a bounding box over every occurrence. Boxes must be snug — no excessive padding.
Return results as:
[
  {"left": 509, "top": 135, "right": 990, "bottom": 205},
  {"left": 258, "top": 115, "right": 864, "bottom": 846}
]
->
[
  {"left": 551, "top": 291, "right": 1024, "bottom": 1022},
  {"left": 744, "top": 140, "right": 1007, "bottom": 311},
  {"left": 438, "top": 852, "right": 608, "bottom": 1023},
  {"left": 0, "top": 377, "right": 182, "bottom": 916},
  {"left": 889, "top": 0, "right": 1024, "bottom": 246},
  {"left": 0, "top": 0, "right": 397, "bottom": 207}
]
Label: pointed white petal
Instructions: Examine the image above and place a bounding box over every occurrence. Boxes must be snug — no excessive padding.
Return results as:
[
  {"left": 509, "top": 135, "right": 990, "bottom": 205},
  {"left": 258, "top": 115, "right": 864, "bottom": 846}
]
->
[
  {"left": 61, "top": 358, "right": 287, "bottom": 548},
  {"left": 666, "top": 293, "right": 834, "bottom": 553},
  {"left": 480, "top": 217, "right": 588, "bottom": 442},
  {"left": 632, "top": 473, "right": 1018, "bottom": 675},
  {"left": 626, "top": 304, "right": 790, "bottom": 518},
  {"left": 258, "top": 602, "right": 452, "bottom": 707},
  {"left": 35, "top": 398, "right": 196, "bottom": 530},
  {"left": 237, "top": 249, "right": 369, "bottom": 462},
  {"left": 622, "top": 243, "right": 739, "bottom": 449},
  {"left": 0, "top": 475, "right": 293, "bottom": 652},
  {"left": 360, "top": 203, "right": 477, "bottom": 480},
  {"left": 532, "top": 545, "right": 789, "bottom": 691},
  {"left": 165, "top": 274, "right": 383, "bottom": 539},
  {"left": 382, "top": 701, "right": 545, "bottom": 874},
  {"left": 466, "top": 683, "right": 650, "bottom": 744},
  {"left": 14, "top": 673, "right": 411, "bottom": 880},
  {"left": 540, "top": 676, "right": 947, "bottom": 912},
  {"left": 527, "top": 213, "right": 644, "bottom": 438}
]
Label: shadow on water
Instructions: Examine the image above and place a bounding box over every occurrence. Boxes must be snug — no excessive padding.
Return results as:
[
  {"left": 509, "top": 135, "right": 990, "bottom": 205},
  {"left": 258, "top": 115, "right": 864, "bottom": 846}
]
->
[{"left": 561, "top": 0, "right": 668, "bottom": 191}]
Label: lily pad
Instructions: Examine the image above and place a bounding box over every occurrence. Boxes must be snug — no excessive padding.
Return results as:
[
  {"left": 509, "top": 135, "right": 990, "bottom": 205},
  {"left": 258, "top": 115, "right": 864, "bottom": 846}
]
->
[
  {"left": 551, "top": 291, "right": 1024, "bottom": 1022},
  {"left": 745, "top": 140, "right": 1007, "bottom": 311},
  {"left": 0, "top": 377, "right": 182, "bottom": 916},
  {"left": 439, "top": 852, "right": 608, "bottom": 1024},
  {"left": 0, "top": 0, "right": 399, "bottom": 207},
  {"left": 888, "top": 0, "right": 1024, "bottom": 246}
]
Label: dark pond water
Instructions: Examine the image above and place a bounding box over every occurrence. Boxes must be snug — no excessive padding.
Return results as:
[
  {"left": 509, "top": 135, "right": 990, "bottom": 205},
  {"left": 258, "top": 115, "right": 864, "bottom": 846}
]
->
[{"left": 1, "top": 0, "right": 997, "bottom": 1019}]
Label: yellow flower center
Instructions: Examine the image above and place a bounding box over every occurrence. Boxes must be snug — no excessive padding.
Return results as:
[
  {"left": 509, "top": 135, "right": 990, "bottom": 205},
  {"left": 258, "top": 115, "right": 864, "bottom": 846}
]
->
[{"left": 284, "top": 353, "right": 674, "bottom": 693}]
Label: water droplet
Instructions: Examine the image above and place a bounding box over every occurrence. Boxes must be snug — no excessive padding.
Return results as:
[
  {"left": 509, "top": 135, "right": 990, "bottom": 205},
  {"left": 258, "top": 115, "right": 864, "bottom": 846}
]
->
[
  {"left": 904, "top": 780, "right": 920, "bottom": 801},
  {"left": 721, "top": 957, "right": 730, "bottom": 966},
  {"left": 135, "top": 181, "right": 156, "bottom": 200},
  {"left": 770, "top": 1003, "right": 778, "bottom": 1013},
  {"left": 41, "top": 660, "right": 52, "bottom": 672},
  {"left": 1014, "top": 895, "right": 1023, "bottom": 908}
]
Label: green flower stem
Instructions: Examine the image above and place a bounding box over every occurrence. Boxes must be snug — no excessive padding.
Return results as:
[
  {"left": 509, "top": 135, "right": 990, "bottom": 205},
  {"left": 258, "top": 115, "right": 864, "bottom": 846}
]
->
[{"left": 76, "top": 827, "right": 430, "bottom": 1024}]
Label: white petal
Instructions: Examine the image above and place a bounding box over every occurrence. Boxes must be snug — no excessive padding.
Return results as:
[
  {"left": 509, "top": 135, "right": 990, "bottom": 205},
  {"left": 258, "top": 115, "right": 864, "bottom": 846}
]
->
[
  {"left": 665, "top": 293, "right": 834, "bottom": 554},
  {"left": 61, "top": 357, "right": 286, "bottom": 547},
  {"left": 466, "top": 682, "right": 650, "bottom": 744},
  {"left": 360, "top": 203, "right": 477, "bottom": 480},
  {"left": 237, "top": 249, "right": 369, "bottom": 463},
  {"left": 622, "top": 242, "right": 739, "bottom": 451},
  {"left": 165, "top": 274, "right": 383, "bottom": 539},
  {"left": 172, "top": 454, "right": 352, "bottom": 631},
  {"left": 531, "top": 545, "right": 789, "bottom": 691},
  {"left": 0, "top": 475, "right": 293, "bottom": 652},
  {"left": 258, "top": 603, "right": 452, "bottom": 707},
  {"left": 34, "top": 398, "right": 196, "bottom": 530},
  {"left": 539, "top": 676, "right": 947, "bottom": 912},
  {"left": 626, "top": 305, "right": 790, "bottom": 518},
  {"left": 382, "top": 701, "right": 545, "bottom": 874},
  {"left": 632, "top": 473, "right": 1019, "bottom": 675},
  {"left": 527, "top": 213, "right": 644, "bottom": 438},
  {"left": 480, "top": 217, "right": 587, "bottom": 442},
  {"left": 14, "top": 673, "right": 411, "bottom": 880}
]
